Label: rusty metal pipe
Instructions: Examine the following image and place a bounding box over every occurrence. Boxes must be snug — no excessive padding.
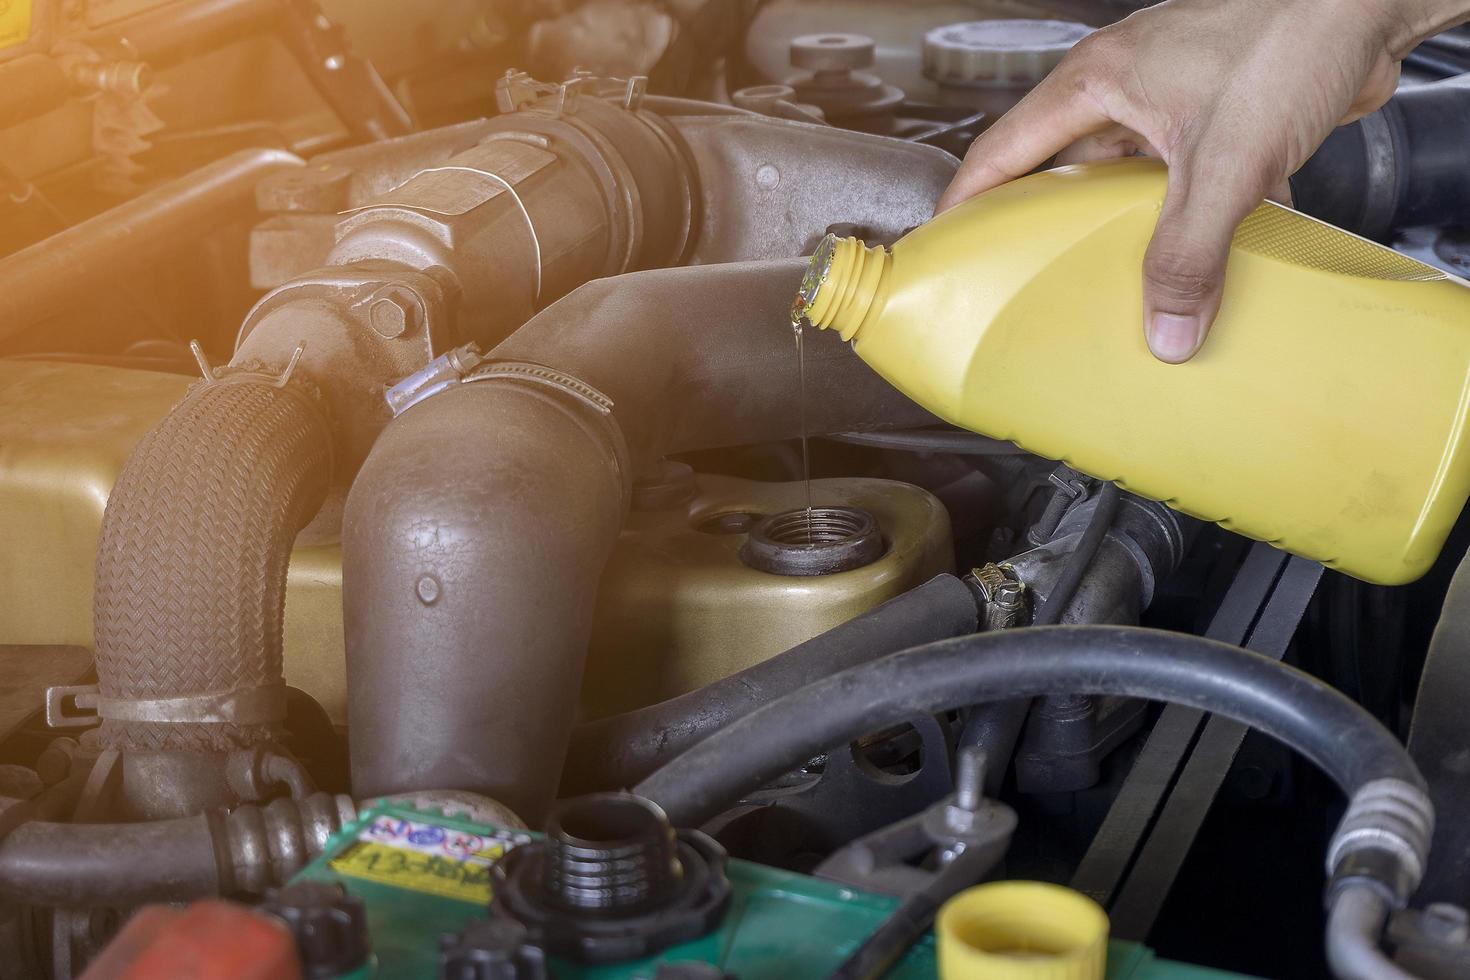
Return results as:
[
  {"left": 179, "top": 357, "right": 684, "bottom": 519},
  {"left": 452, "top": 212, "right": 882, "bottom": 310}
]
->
[{"left": 0, "top": 148, "right": 303, "bottom": 341}]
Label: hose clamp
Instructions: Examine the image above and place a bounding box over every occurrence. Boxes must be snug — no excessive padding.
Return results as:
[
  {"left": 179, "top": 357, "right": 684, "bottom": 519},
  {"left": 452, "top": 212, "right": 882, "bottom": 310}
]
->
[
  {"left": 47, "top": 684, "right": 289, "bottom": 727},
  {"left": 466, "top": 360, "right": 615, "bottom": 414},
  {"left": 1326, "top": 778, "right": 1435, "bottom": 901},
  {"left": 385, "top": 343, "right": 485, "bottom": 417}
]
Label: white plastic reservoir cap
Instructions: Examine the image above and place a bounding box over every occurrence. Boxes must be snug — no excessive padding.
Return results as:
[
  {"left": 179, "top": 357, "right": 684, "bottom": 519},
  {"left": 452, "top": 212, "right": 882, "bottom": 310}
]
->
[{"left": 922, "top": 19, "right": 1094, "bottom": 88}]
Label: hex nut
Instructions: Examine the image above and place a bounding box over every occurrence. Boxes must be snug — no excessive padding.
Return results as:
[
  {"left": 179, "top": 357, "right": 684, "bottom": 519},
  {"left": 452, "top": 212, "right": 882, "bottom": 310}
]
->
[{"left": 364, "top": 286, "right": 424, "bottom": 339}]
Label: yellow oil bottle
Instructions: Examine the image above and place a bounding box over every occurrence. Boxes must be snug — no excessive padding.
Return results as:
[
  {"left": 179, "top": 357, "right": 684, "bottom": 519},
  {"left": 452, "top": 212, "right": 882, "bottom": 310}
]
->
[{"left": 795, "top": 157, "right": 1470, "bottom": 585}]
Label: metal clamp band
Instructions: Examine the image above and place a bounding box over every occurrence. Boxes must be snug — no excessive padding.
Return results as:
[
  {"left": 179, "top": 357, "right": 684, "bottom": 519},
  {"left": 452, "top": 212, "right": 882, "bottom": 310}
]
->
[
  {"left": 465, "top": 360, "right": 615, "bottom": 415},
  {"left": 46, "top": 684, "right": 289, "bottom": 727},
  {"left": 100, "top": 684, "right": 289, "bottom": 725}
]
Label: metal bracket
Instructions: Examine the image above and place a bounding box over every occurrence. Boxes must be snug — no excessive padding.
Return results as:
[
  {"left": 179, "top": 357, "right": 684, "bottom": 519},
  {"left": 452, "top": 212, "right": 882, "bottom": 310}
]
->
[
  {"left": 553, "top": 77, "right": 584, "bottom": 117},
  {"left": 496, "top": 70, "right": 556, "bottom": 114},
  {"left": 44, "top": 685, "right": 99, "bottom": 729},
  {"left": 45, "top": 683, "right": 288, "bottom": 727}
]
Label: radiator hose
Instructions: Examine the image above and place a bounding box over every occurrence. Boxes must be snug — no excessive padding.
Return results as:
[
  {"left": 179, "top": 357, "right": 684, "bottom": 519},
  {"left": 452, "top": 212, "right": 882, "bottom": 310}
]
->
[{"left": 92, "top": 369, "right": 332, "bottom": 761}]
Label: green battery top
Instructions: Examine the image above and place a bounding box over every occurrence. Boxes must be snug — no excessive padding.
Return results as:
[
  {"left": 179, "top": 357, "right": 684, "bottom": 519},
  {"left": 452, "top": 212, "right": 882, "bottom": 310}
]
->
[{"left": 290, "top": 801, "right": 1250, "bottom": 980}]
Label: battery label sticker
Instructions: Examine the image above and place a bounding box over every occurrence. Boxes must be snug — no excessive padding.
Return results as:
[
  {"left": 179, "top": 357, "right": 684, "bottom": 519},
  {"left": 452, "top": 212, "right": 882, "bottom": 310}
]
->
[
  {"left": 329, "top": 815, "right": 532, "bottom": 905},
  {"left": 0, "top": 0, "right": 33, "bottom": 50}
]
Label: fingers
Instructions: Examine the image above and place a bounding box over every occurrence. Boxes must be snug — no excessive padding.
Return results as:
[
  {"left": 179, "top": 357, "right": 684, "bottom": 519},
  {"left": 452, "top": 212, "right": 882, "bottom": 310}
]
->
[
  {"left": 1142, "top": 155, "right": 1268, "bottom": 362},
  {"left": 935, "top": 65, "right": 1113, "bottom": 213}
]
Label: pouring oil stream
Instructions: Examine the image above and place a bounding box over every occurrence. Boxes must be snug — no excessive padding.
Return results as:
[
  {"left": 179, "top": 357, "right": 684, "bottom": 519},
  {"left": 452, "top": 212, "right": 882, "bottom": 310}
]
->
[{"left": 792, "top": 313, "right": 813, "bottom": 544}]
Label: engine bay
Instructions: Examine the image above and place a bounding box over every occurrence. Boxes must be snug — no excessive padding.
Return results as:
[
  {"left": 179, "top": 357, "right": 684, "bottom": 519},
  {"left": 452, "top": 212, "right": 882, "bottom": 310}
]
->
[{"left": 2, "top": 1, "right": 1470, "bottom": 978}]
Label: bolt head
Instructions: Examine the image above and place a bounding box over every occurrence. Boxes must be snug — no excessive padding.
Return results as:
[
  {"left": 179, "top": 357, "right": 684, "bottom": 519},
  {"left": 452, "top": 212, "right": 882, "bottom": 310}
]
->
[
  {"left": 369, "top": 298, "right": 409, "bottom": 338},
  {"left": 364, "top": 286, "right": 424, "bottom": 339}
]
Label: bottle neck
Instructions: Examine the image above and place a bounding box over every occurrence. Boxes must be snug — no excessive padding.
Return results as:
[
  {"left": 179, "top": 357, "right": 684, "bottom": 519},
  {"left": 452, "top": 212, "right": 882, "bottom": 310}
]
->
[{"left": 796, "top": 234, "right": 892, "bottom": 341}]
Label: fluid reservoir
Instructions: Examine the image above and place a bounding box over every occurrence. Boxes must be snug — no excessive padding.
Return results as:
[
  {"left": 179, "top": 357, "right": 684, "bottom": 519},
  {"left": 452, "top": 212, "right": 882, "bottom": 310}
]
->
[
  {"left": 581, "top": 472, "right": 952, "bottom": 718},
  {"left": 795, "top": 158, "right": 1470, "bottom": 586},
  {"left": 922, "top": 19, "right": 1093, "bottom": 119}
]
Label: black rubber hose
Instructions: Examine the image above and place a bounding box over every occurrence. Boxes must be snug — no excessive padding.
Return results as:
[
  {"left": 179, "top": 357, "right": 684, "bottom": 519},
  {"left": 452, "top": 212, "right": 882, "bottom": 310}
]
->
[
  {"left": 93, "top": 373, "right": 332, "bottom": 757},
  {"left": 822, "top": 429, "right": 1027, "bottom": 456},
  {"left": 0, "top": 792, "right": 353, "bottom": 907},
  {"left": 0, "top": 816, "right": 221, "bottom": 907},
  {"left": 562, "top": 575, "right": 980, "bottom": 793},
  {"left": 1031, "top": 483, "right": 1123, "bottom": 626},
  {"left": 635, "top": 626, "right": 1423, "bottom": 826},
  {"left": 1291, "top": 72, "right": 1470, "bottom": 240}
]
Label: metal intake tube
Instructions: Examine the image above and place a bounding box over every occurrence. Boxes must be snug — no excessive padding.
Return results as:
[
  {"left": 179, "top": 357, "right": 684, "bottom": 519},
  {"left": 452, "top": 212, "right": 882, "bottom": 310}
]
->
[
  {"left": 343, "top": 258, "right": 935, "bottom": 822},
  {"left": 0, "top": 148, "right": 303, "bottom": 342}
]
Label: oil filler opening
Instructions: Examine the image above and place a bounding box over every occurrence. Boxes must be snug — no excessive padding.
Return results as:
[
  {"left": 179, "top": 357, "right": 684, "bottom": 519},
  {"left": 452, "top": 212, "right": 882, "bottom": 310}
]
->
[
  {"left": 739, "top": 506, "right": 885, "bottom": 576},
  {"left": 542, "top": 794, "right": 680, "bottom": 914}
]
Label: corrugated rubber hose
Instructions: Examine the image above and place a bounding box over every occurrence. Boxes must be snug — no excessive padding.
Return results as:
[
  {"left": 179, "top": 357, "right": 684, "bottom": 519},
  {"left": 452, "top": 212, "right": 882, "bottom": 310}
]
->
[{"left": 92, "top": 371, "right": 332, "bottom": 752}]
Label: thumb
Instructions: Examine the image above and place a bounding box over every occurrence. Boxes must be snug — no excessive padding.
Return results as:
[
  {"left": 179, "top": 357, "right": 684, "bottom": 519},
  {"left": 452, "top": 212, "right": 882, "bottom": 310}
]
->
[{"left": 1142, "top": 160, "right": 1263, "bottom": 363}]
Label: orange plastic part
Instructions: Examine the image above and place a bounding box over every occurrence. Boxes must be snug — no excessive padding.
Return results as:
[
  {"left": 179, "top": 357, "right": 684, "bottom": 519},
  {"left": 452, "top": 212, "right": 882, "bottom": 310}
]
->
[{"left": 79, "top": 901, "right": 302, "bottom": 980}]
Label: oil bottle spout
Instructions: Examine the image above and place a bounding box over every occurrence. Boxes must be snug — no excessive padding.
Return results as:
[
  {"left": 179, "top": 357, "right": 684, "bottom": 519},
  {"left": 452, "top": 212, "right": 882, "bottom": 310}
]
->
[{"left": 794, "top": 233, "right": 892, "bottom": 341}]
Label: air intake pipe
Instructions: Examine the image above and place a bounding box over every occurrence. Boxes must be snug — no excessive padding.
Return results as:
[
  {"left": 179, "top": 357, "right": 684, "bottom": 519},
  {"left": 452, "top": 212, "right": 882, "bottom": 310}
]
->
[
  {"left": 1292, "top": 72, "right": 1470, "bottom": 241},
  {"left": 342, "top": 258, "right": 936, "bottom": 822},
  {"left": 85, "top": 84, "right": 955, "bottom": 819},
  {"left": 82, "top": 85, "right": 697, "bottom": 819}
]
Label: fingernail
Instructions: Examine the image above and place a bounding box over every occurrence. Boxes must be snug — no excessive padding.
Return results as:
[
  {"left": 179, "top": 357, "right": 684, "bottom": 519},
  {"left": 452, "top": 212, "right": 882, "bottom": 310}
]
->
[{"left": 1147, "top": 312, "right": 1201, "bottom": 362}]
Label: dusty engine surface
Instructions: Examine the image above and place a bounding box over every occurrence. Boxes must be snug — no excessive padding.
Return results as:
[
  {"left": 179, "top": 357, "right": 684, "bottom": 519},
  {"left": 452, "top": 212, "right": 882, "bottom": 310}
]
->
[{"left": 2, "top": 2, "right": 1470, "bottom": 979}]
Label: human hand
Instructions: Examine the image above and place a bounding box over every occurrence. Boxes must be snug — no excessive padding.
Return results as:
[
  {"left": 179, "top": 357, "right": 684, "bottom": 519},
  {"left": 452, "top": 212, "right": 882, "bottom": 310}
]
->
[{"left": 936, "top": 0, "right": 1468, "bottom": 362}]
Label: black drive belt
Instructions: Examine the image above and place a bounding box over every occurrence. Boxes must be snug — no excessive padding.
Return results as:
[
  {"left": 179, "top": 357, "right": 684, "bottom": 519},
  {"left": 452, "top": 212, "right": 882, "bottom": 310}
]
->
[{"left": 1070, "top": 541, "right": 1325, "bottom": 939}]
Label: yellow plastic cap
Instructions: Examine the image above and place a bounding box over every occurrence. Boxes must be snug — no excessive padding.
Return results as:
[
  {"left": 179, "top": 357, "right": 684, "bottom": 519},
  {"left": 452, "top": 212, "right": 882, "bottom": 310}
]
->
[
  {"left": 937, "top": 881, "right": 1109, "bottom": 980},
  {"left": 794, "top": 234, "right": 891, "bottom": 341}
]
